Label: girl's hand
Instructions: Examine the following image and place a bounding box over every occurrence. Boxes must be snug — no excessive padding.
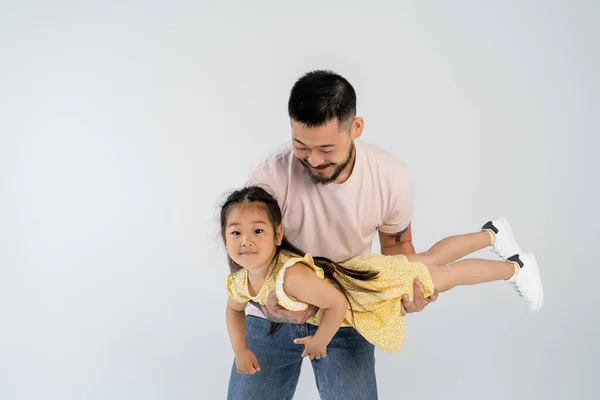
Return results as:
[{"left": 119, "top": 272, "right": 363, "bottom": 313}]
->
[
  {"left": 293, "top": 335, "right": 328, "bottom": 360},
  {"left": 235, "top": 348, "right": 261, "bottom": 374}
]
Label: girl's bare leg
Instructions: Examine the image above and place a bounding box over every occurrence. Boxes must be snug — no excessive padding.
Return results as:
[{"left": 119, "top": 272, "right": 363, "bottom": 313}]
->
[
  {"left": 406, "top": 231, "right": 493, "bottom": 266},
  {"left": 427, "top": 259, "right": 517, "bottom": 293}
]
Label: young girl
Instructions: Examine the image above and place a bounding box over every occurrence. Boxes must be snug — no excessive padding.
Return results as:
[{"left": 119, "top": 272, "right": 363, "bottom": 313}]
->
[{"left": 221, "top": 186, "right": 543, "bottom": 373}]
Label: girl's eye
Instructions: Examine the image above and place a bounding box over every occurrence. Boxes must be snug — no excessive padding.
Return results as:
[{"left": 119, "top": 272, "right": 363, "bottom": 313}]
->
[
  {"left": 254, "top": 229, "right": 264, "bottom": 234},
  {"left": 230, "top": 231, "right": 240, "bottom": 235}
]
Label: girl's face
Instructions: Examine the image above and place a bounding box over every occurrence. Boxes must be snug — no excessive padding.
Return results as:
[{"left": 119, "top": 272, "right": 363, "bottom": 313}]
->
[{"left": 223, "top": 202, "right": 282, "bottom": 272}]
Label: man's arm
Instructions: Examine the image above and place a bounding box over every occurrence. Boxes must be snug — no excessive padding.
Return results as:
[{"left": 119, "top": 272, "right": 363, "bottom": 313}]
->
[
  {"left": 378, "top": 223, "right": 439, "bottom": 315},
  {"left": 378, "top": 223, "right": 415, "bottom": 255},
  {"left": 261, "top": 291, "right": 318, "bottom": 324}
]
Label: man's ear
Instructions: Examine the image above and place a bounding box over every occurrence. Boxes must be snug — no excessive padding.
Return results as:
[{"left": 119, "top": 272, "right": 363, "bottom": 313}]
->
[{"left": 350, "top": 117, "right": 364, "bottom": 139}]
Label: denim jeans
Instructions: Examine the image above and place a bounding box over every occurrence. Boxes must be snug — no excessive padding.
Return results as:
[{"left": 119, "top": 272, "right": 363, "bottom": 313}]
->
[{"left": 227, "top": 315, "right": 377, "bottom": 400}]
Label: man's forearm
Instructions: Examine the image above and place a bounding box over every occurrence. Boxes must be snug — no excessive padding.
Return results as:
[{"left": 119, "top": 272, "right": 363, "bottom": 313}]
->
[{"left": 263, "top": 291, "right": 319, "bottom": 324}]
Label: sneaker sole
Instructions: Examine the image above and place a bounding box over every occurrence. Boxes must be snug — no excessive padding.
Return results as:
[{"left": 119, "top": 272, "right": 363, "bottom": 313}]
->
[{"left": 523, "top": 253, "right": 543, "bottom": 312}]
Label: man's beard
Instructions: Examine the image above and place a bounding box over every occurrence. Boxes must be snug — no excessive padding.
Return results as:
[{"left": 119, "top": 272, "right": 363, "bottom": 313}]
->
[{"left": 300, "top": 143, "right": 355, "bottom": 185}]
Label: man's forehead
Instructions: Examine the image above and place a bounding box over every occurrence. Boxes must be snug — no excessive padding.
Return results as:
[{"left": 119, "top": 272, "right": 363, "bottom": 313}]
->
[{"left": 291, "top": 120, "right": 342, "bottom": 147}]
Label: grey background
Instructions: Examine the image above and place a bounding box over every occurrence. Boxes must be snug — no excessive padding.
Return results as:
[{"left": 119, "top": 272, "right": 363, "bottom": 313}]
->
[{"left": 1, "top": 1, "right": 598, "bottom": 399}]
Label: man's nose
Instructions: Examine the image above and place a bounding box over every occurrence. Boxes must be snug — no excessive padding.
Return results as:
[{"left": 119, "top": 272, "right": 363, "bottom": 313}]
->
[{"left": 307, "top": 152, "right": 324, "bottom": 167}]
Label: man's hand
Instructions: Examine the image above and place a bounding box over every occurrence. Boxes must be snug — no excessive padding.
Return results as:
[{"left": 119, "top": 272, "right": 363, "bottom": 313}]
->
[
  {"left": 400, "top": 278, "right": 439, "bottom": 316},
  {"left": 261, "top": 291, "right": 319, "bottom": 324}
]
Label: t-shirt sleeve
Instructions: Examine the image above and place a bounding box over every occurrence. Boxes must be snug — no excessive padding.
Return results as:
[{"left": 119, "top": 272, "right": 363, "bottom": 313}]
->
[
  {"left": 226, "top": 273, "right": 250, "bottom": 304},
  {"left": 378, "top": 162, "right": 414, "bottom": 234}
]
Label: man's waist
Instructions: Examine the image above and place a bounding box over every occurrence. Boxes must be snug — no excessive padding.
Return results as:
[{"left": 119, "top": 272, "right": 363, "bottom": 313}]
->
[{"left": 246, "top": 302, "right": 268, "bottom": 318}]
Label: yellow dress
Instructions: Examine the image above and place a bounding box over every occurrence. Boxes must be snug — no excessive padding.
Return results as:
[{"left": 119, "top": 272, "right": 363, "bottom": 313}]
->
[{"left": 226, "top": 249, "right": 434, "bottom": 353}]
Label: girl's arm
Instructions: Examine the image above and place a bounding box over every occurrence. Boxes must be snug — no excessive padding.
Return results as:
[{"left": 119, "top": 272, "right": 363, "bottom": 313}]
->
[
  {"left": 283, "top": 263, "right": 349, "bottom": 355},
  {"left": 226, "top": 296, "right": 248, "bottom": 354},
  {"left": 226, "top": 296, "right": 261, "bottom": 374}
]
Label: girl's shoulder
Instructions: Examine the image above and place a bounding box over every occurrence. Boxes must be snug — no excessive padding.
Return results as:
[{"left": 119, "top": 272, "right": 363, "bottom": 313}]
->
[
  {"left": 276, "top": 249, "right": 324, "bottom": 276},
  {"left": 273, "top": 250, "right": 324, "bottom": 312}
]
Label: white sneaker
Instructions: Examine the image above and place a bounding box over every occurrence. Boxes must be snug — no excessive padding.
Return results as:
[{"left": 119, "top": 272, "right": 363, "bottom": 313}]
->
[
  {"left": 506, "top": 253, "right": 543, "bottom": 311},
  {"left": 482, "top": 217, "right": 522, "bottom": 260}
]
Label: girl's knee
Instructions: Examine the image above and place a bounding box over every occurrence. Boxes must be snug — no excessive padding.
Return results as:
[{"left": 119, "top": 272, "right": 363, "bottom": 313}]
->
[{"left": 428, "top": 264, "right": 453, "bottom": 292}]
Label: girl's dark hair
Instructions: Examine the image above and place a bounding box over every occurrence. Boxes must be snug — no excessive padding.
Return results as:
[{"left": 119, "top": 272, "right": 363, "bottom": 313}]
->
[{"left": 220, "top": 185, "right": 380, "bottom": 335}]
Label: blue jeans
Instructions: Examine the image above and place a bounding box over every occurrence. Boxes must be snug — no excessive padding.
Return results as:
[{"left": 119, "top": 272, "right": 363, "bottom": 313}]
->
[{"left": 227, "top": 315, "right": 377, "bottom": 400}]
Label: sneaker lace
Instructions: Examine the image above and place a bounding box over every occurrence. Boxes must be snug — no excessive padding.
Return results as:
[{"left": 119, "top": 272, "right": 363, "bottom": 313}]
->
[
  {"left": 492, "top": 244, "right": 506, "bottom": 258},
  {"left": 510, "top": 280, "right": 524, "bottom": 297}
]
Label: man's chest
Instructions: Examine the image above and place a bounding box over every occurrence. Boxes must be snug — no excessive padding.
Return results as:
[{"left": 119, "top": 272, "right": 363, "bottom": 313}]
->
[{"left": 280, "top": 189, "right": 384, "bottom": 260}]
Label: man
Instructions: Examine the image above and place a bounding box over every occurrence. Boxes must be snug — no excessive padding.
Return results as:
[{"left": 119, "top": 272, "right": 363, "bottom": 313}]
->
[{"left": 227, "top": 70, "right": 438, "bottom": 399}]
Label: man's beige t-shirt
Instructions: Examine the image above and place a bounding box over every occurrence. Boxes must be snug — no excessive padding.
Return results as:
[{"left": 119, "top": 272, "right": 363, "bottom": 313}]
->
[{"left": 245, "top": 139, "right": 414, "bottom": 318}]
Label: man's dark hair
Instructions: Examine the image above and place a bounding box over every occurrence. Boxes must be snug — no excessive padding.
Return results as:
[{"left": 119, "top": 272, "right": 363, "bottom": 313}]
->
[{"left": 287, "top": 70, "right": 357, "bottom": 129}]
